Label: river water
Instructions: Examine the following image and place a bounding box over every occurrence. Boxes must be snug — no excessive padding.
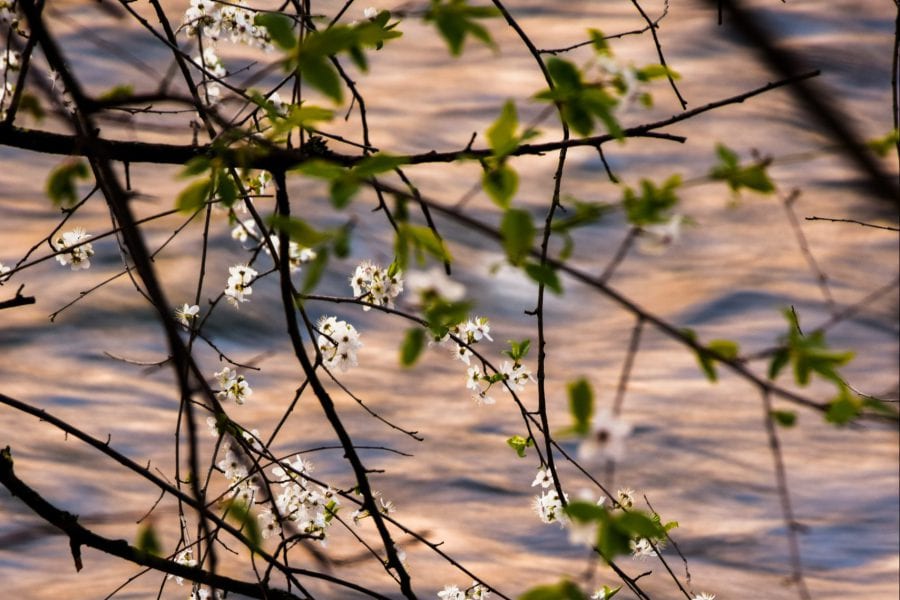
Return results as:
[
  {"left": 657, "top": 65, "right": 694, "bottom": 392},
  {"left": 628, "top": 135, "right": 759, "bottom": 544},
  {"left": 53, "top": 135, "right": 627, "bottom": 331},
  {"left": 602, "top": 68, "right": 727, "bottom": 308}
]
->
[{"left": 0, "top": 1, "right": 897, "bottom": 598}]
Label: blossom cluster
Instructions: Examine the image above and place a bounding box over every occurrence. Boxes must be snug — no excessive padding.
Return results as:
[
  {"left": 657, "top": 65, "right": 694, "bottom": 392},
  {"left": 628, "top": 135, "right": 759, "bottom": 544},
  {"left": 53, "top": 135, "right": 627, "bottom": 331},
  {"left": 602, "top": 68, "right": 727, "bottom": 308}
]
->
[
  {"left": 266, "top": 456, "right": 340, "bottom": 543},
  {"left": 216, "top": 442, "right": 259, "bottom": 505},
  {"left": 437, "top": 582, "right": 491, "bottom": 600},
  {"left": 170, "top": 547, "right": 198, "bottom": 585},
  {"left": 350, "top": 260, "right": 404, "bottom": 310},
  {"left": 349, "top": 490, "right": 395, "bottom": 524},
  {"left": 268, "top": 234, "right": 316, "bottom": 272},
  {"left": 0, "top": 261, "right": 11, "bottom": 283},
  {"left": 214, "top": 366, "right": 253, "bottom": 405},
  {"left": 224, "top": 264, "right": 257, "bottom": 307},
  {"left": 0, "top": 1, "right": 17, "bottom": 25},
  {"left": 53, "top": 228, "right": 94, "bottom": 270},
  {"left": 530, "top": 468, "right": 567, "bottom": 525},
  {"left": 316, "top": 315, "right": 362, "bottom": 372},
  {"left": 192, "top": 46, "right": 227, "bottom": 104},
  {"left": 0, "top": 49, "right": 19, "bottom": 118},
  {"left": 181, "top": 0, "right": 273, "bottom": 51}
]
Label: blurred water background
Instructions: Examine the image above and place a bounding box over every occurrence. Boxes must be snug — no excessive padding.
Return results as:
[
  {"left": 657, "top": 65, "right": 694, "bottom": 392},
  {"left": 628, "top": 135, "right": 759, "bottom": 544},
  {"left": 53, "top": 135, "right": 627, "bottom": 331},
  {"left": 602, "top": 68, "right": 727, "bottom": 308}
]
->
[{"left": 0, "top": 0, "right": 897, "bottom": 598}]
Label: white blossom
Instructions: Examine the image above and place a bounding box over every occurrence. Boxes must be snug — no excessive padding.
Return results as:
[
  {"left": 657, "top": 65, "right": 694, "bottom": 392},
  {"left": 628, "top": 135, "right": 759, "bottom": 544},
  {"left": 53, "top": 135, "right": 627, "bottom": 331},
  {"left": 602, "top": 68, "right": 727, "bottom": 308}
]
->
[
  {"left": 349, "top": 260, "right": 403, "bottom": 310},
  {"left": 406, "top": 266, "right": 466, "bottom": 302},
  {"left": 224, "top": 264, "right": 257, "bottom": 307},
  {"left": 175, "top": 303, "right": 200, "bottom": 326},
  {"left": 577, "top": 408, "right": 633, "bottom": 464},
  {"left": 53, "top": 228, "right": 94, "bottom": 270},
  {"left": 316, "top": 315, "right": 362, "bottom": 371},
  {"left": 213, "top": 366, "right": 253, "bottom": 404}
]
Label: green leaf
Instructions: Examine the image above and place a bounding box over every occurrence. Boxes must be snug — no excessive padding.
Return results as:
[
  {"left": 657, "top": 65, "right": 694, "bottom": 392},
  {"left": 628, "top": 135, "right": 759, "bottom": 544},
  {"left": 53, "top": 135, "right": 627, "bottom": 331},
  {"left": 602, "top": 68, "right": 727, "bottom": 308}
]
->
[
  {"left": 825, "top": 386, "right": 862, "bottom": 425},
  {"left": 422, "top": 298, "right": 473, "bottom": 338},
  {"left": 622, "top": 175, "right": 681, "bottom": 226},
  {"left": 395, "top": 223, "right": 451, "bottom": 269},
  {"left": 536, "top": 58, "right": 621, "bottom": 137},
  {"left": 768, "top": 347, "right": 790, "bottom": 380},
  {"left": 46, "top": 159, "right": 90, "bottom": 207},
  {"left": 176, "top": 178, "right": 212, "bottom": 213},
  {"left": 266, "top": 103, "right": 335, "bottom": 138},
  {"left": 524, "top": 261, "right": 562, "bottom": 294},
  {"left": 588, "top": 28, "right": 610, "bottom": 55},
  {"left": 693, "top": 338, "right": 740, "bottom": 383},
  {"left": 634, "top": 64, "right": 679, "bottom": 82},
  {"left": 565, "top": 500, "right": 606, "bottom": 523},
  {"left": 519, "top": 579, "right": 586, "bottom": 600},
  {"left": 709, "top": 143, "right": 775, "bottom": 194},
  {"left": 567, "top": 378, "right": 593, "bottom": 435},
  {"left": 771, "top": 410, "right": 797, "bottom": 427},
  {"left": 502, "top": 338, "right": 531, "bottom": 362},
  {"left": 506, "top": 434, "right": 533, "bottom": 457},
  {"left": 98, "top": 84, "right": 134, "bottom": 102},
  {"left": 425, "top": 0, "right": 500, "bottom": 56},
  {"left": 353, "top": 153, "right": 408, "bottom": 177},
  {"left": 593, "top": 585, "right": 621, "bottom": 600},
  {"left": 482, "top": 164, "right": 518, "bottom": 208},
  {"left": 400, "top": 327, "right": 426, "bottom": 367},
  {"left": 18, "top": 91, "right": 45, "bottom": 121},
  {"left": 254, "top": 12, "right": 297, "bottom": 50},
  {"left": 268, "top": 215, "right": 332, "bottom": 247},
  {"left": 299, "top": 55, "right": 343, "bottom": 103},
  {"left": 595, "top": 509, "right": 666, "bottom": 561},
  {"left": 224, "top": 499, "right": 261, "bottom": 551},
  {"left": 135, "top": 523, "right": 162, "bottom": 557},
  {"left": 215, "top": 171, "right": 238, "bottom": 207},
  {"left": 301, "top": 247, "right": 330, "bottom": 293},
  {"left": 180, "top": 156, "right": 211, "bottom": 177},
  {"left": 487, "top": 100, "right": 520, "bottom": 158},
  {"left": 866, "top": 129, "right": 899, "bottom": 157},
  {"left": 500, "top": 208, "right": 535, "bottom": 265},
  {"left": 546, "top": 57, "right": 582, "bottom": 92},
  {"left": 550, "top": 200, "right": 610, "bottom": 233}
]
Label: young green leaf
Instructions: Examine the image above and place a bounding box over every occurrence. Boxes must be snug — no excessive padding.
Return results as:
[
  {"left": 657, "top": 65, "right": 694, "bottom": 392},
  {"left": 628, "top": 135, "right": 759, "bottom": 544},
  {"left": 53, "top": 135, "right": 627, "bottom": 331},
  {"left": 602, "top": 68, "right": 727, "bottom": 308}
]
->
[
  {"left": 46, "top": 159, "right": 90, "bottom": 207},
  {"left": 487, "top": 100, "right": 520, "bottom": 158},
  {"left": 524, "top": 261, "right": 563, "bottom": 294},
  {"left": 400, "top": 327, "right": 426, "bottom": 367},
  {"left": 709, "top": 143, "right": 775, "bottom": 194},
  {"left": 352, "top": 153, "right": 408, "bottom": 178},
  {"left": 224, "top": 499, "right": 261, "bottom": 551},
  {"left": 175, "top": 177, "right": 212, "bottom": 213},
  {"left": 506, "top": 434, "right": 533, "bottom": 457},
  {"left": 519, "top": 579, "right": 586, "bottom": 600},
  {"left": 866, "top": 129, "right": 900, "bottom": 157},
  {"left": 254, "top": 12, "right": 297, "bottom": 50},
  {"left": 771, "top": 409, "right": 797, "bottom": 427},
  {"left": 425, "top": 0, "right": 500, "bottom": 56},
  {"left": 98, "top": 84, "right": 135, "bottom": 102},
  {"left": 567, "top": 378, "right": 594, "bottom": 435},
  {"left": 135, "top": 523, "right": 162, "bottom": 557},
  {"left": 301, "top": 247, "right": 330, "bottom": 294},
  {"left": 622, "top": 175, "right": 681, "bottom": 226},
  {"left": 502, "top": 338, "right": 531, "bottom": 362},
  {"left": 825, "top": 386, "right": 862, "bottom": 425},
  {"left": 395, "top": 223, "right": 451, "bottom": 269},
  {"left": 500, "top": 208, "right": 535, "bottom": 265},
  {"left": 535, "top": 58, "right": 621, "bottom": 137},
  {"left": 689, "top": 336, "right": 740, "bottom": 383},
  {"left": 482, "top": 164, "right": 518, "bottom": 208},
  {"left": 268, "top": 215, "right": 332, "bottom": 247}
]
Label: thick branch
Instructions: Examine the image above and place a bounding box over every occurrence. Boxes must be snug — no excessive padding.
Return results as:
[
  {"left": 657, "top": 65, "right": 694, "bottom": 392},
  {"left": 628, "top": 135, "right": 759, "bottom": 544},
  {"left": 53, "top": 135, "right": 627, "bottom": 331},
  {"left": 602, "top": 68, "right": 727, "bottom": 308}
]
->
[{"left": 0, "top": 446, "right": 299, "bottom": 599}]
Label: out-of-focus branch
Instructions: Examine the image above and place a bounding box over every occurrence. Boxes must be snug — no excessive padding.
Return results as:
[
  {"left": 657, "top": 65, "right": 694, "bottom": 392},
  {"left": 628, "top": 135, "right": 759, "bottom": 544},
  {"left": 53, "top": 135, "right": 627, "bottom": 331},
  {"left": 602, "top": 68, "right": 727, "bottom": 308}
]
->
[{"left": 711, "top": 0, "right": 900, "bottom": 205}]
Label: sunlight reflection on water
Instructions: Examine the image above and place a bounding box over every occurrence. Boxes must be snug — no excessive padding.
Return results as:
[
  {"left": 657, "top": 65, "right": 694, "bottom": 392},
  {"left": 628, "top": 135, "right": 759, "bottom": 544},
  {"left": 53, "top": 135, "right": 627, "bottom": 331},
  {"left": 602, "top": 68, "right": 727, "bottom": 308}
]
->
[{"left": 0, "top": 1, "right": 897, "bottom": 599}]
